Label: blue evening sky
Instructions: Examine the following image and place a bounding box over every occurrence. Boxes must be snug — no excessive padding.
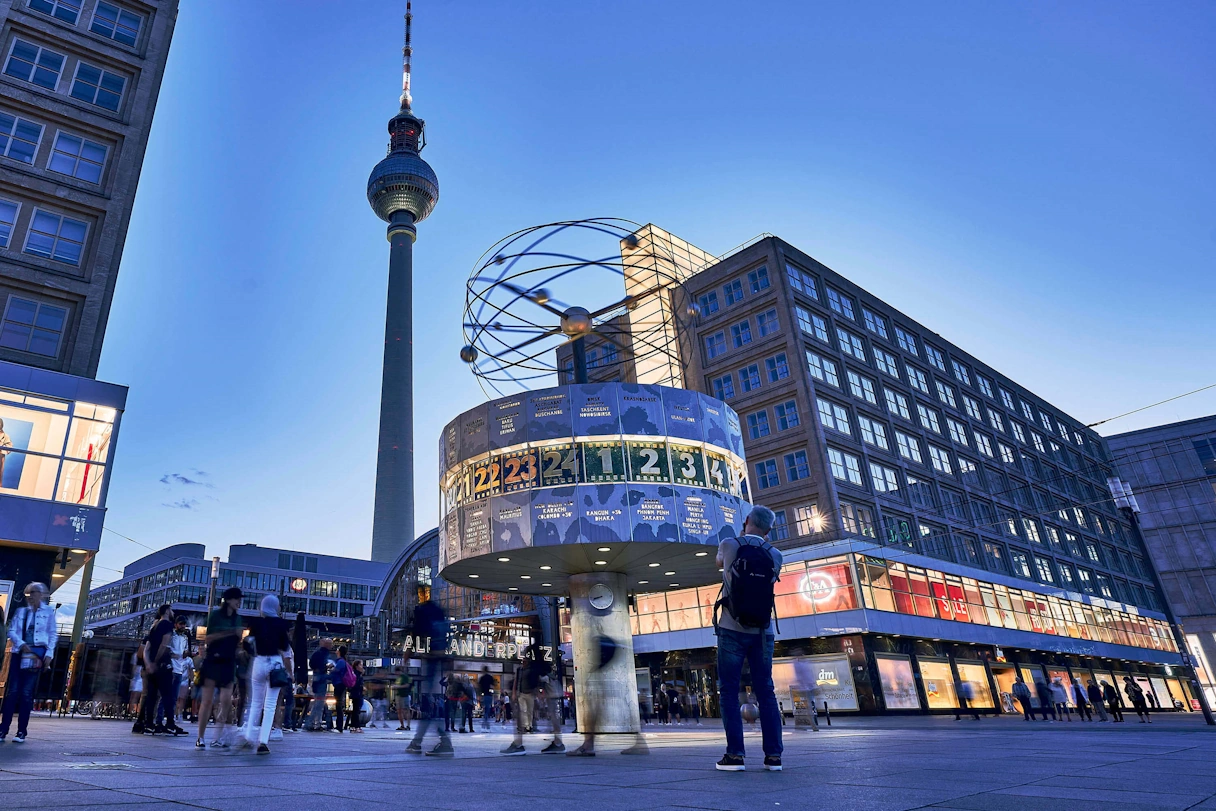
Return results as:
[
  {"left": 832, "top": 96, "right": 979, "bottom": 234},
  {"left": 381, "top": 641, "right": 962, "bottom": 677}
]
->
[{"left": 58, "top": 1, "right": 1215, "bottom": 602}]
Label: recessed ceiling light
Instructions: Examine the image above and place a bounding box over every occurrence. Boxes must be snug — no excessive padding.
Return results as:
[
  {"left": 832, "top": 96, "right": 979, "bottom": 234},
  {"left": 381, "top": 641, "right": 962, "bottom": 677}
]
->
[
  {"left": 497, "top": 557, "right": 510, "bottom": 562},
  {"left": 670, "top": 583, "right": 679, "bottom": 587},
  {"left": 664, "top": 571, "right": 675, "bottom": 576},
  {"left": 542, "top": 583, "right": 551, "bottom": 587},
  {"left": 540, "top": 565, "right": 552, "bottom": 570},
  {"left": 638, "top": 580, "right": 649, "bottom": 584},
  {"left": 594, "top": 560, "right": 607, "bottom": 565},
  {"left": 469, "top": 574, "right": 480, "bottom": 578},
  {"left": 649, "top": 563, "right": 660, "bottom": 568},
  {"left": 597, "top": 547, "right": 611, "bottom": 552},
  {"left": 509, "top": 587, "right": 518, "bottom": 591},
  {"left": 520, "top": 575, "right": 531, "bottom": 579},
  {"left": 52, "top": 573, "right": 64, "bottom": 578},
  {"left": 695, "top": 551, "right": 708, "bottom": 557}
]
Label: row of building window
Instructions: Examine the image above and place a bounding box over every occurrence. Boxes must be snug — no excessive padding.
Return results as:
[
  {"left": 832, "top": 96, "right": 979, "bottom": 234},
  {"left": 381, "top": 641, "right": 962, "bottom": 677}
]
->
[
  {"left": 0, "top": 109, "right": 109, "bottom": 182},
  {"left": 89, "top": 565, "right": 379, "bottom": 611},
  {"left": 708, "top": 351, "right": 791, "bottom": 401},
  {"left": 27, "top": 0, "right": 144, "bottom": 47},
  {"left": 0, "top": 197, "right": 88, "bottom": 266},
  {"left": 5, "top": 38, "right": 128, "bottom": 112},
  {"left": 0, "top": 295, "right": 68, "bottom": 356}
]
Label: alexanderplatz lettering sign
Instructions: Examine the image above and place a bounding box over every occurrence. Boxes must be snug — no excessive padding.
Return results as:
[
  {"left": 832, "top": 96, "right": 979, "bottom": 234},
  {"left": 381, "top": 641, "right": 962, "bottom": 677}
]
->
[{"left": 403, "top": 634, "right": 556, "bottom": 662}]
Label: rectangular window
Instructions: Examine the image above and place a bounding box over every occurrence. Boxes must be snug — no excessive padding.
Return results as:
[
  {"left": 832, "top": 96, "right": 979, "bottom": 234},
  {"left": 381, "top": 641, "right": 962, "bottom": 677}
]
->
[
  {"left": 765, "top": 353, "right": 790, "bottom": 382},
  {"left": 4, "top": 40, "right": 65, "bottom": 90},
  {"left": 723, "top": 279, "right": 743, "bottom": 305},
  {"left": 837, "top": 328, "right": 866, "bottom": 360},
  {"left": 925, "top": 345, "right": 946, "bottom": 372},
  {"left": 806, "top": 351, "right": 839, "bottom": 387},
  {"left": 746, "top": 410, "right": 770, "bottom": 439},
  {"left": 1020, "top": 400, "right": 1036, "bottom": 421},
  {"left": 698, "top": 291, "right": 719, "bottom": 315},
  {"left": 963, "top": 395, "right": 982, "bottom": 421},
  {"left": 785, "top": 263, "right": 818, "bottom": 299},
  {"left": 958, "top": 456, "right": 983, "bottom": 489},
  {"left": 91, "top": 1, "right": 143, "bottom": 46},
  {"left": 817, "top": 398, "right": 851, "bottom": 435},
  {"left": 1022, "top": 519, "right": 1042, "bottom": 544},
  {"left": 771, "top": 510, "right": 790, "bottom": 541},
  {"left": 894, "top": 326, "right": 917, "bottom": 356},
  {"left": 847, "top": 370, "right": 877, "bottom": 404},
  {"left": 826, "top": 287, "right": 855, "bottom": 320},
  {"left": 1000, "top": 389, "right": 1016, "bottom": 410},
  {"left": 48, "top": 131, "right": 107, "bottom": 183},
  {"left": 747, "top": 266, "right": 770, "bottom": 293},
  {"left": 1077, "top": 568, "right": 1094, "bottom": 594},
  {"left": 704, "top": 331, "right": 726, "bottom": 359},
  {"left": 0, "top": 199, "right": 19, "bottom": 247},
  {"left": 936, "top": 381, "right": 957, "bottom": 409},
  {"left": 1032, "top": 432, "right": 1045, "bottom": 453},
  {"left": 827, "top": 448, "right": 863, "bottom": 486},
  {"left": 907, "top": 474, "right": 936, "bottom": 509},
  {"left": 739, "top": 363, "right": 761, "bottom": 392},
  {"left": 975, "top": 433, "right": 994, "bottom": 457},
  {"left": 870, "top": 462, "right": 900, "bottom": 494},
  {"left": 999, "top": 443, "right": 1015, "bottom": 464},
  {"left": 1011, "top": 422, "right": 1026, "bottom": 443},
  {"left": 784, "top": 450, "right": 810, "bottom": 481},
  {"left": 940, "top": 488, "right": 967, "bottom": 520},
  {"left": 885, "top": 389, "right": 910, "bottom": 420},
  {"left": 24, "top": 209, "right": 87, "bottom": 265},
  {"left": 730, "top": 319, "right": 752, "bottom": 348},
  {"left": 907, "top": 366, "right": 929, "bottom": 394},
  {"left": 30, "top": 0, "right": 82, "bottom": 24},
  {"left": 1057, "top": 419, "right": 1070, "bottom": 438},
  {"left": 987, "top": 408, "right": 1005, "bottom": 433},
  {"left": 873, "top": 347, "right": 899, "bottom": 378},
  {"left": 0, "top": 296, "right": 68, "bottom": 357},
  {"left": 977, "top": 375, "right": 994, "bottom": 398},
  {"left": 947, "top": 418, "right": 968, "bottom": 446},
  {"left": 797, "top": 503, "right": 830, "bottom": 536},
  {"left": 70, "top": 63, "right": 126, "bottom": 112},
  {"left": 0, "top": 112, "right": 44, "bottom": 164},
  {"left": 710, "top": 373, "right": 734, "bottom": 401},
  {"left": 858, "top": 415, "right": 889, "bottom": 450},
  {"left": 951, "top": 360, "right": 971, "bottom": 386},
  {"left": 756, "top": 308, "right": 779, "bottom": 336},
  {"left": 1010, "top": 550, "right": 1032, "bottom": 579},
  {"left": 862, "top": 308, "right": 889, "bottom": 339},
  {"left": 928, "top": 445, "right": 953, "bottom": 474},
  {"left": 917, "top": 404, "right": 941, "bottom": 434},
  {"left": 754, "top": 459, "right": 779, "bottom": 489},
  {"left": 895, "top": 431, "right": 922, "bottom": 464},
  {"left": 774, "top": 400, "right": 800, "bottom": 431},
  {"left": 795, "top": 306, "right": 829, "bottom": 342}
]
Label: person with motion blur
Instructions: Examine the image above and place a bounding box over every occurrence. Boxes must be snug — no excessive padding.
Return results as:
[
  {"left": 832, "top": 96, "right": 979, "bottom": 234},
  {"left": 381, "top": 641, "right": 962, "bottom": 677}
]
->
[
  {"left": 394, "top": 666, "right": 412, "bottom": 731},
  {"left": 459, "top": 676, "right": 475, "bottom": 733},
  {"left": 1102, "top": 679, "right": 1124, "bottom": 722},
  {"left": 196, "top": 587, "right": 244, "bottom": 748},
  {"left": 1033, "top": 678, "right": 1056, "bottom": 722},
  {"left": 1087, "top": 680, "right": 1109, "bottom": 721},
  {"left": 348, "top": 660, "right": 366, "bottom": 732},
  {"left": 240, "top": 595, "right": 293, "bottom": 754},
  {"left": 567, "top": 634, "right": 648, "bottom": 757},
  {"left": 502, "top": 641, "right": 563, "bottom": 755},
  {"left": 478, "top": 667, "right": 495, "bottom": 731},
  {"left": 1011, "top": 675, "right": 1035, "bottom": 721},
  {"left": 331, "top": 646, "right": 352, "bottom": 732},
  {"left": 405, "top": 597, "right": 454, "bottom": 756},
  {"left": 1049, "top": 678, "right": 1071, "bottom": 721},
  {"left": 954, "top": 680, "right": 980, "bottom": 721},
  {"left": 305, "top": 637, "right": 333, "bottom": 731},
  {"left": 1071, "top": 679, "right": 1093, "bottom": 721},
  {"left": 0, "top": 582, "right": 56, "bottom": 743},
  {"left": 1123, "top": 677, "right": 1151, "bottom": 723},
  {"left": 162, "top": 616, "right": 190, "bottom": 728},
  {"left": 128, "top": 649, "right": 143, "bottom": 719},
  {"left": 714, "top": 506, "right": 783, "bottom": 773},
  {"left": 142, "top": 604, "right": 188, "bottom": 736}
]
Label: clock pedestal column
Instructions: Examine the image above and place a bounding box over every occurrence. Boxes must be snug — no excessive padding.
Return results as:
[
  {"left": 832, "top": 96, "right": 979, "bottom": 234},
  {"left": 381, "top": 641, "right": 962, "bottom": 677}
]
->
[{"left": 568, "top": 572, "right": 640, "bottom": 734}]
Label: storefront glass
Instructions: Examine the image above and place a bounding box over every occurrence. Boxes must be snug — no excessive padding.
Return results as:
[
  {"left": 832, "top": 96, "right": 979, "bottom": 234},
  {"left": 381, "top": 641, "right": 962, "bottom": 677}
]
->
[
  {"left": 956, "top": 661, "right": 994, "bottom": 708},
  {"left": 1163, "top": 677, "right": 1190, "bottom": 710},
  {"left": 0, "top": 394, "right": 117, "bottom": 506},
  {"left": 1018, "top": 665, "right": 1044, "bottom": 706},
  {"left": 918, "top": 659, "right": 957, "bottom": 709},
  {"left": 773, "top": 653, "right": 858, "bottom": 712},
  {"left": 875, "top": 654, "right": 920, "bottom": 709},
  {"left": 1149, "top": 676, "right": 1171, "bottom": 710},
  {"left": 991, "top": 665, "right": 1018, "bottom": 713},
  {"left": 1187, "top": 634, "right": 1216, "bottom": 707}
]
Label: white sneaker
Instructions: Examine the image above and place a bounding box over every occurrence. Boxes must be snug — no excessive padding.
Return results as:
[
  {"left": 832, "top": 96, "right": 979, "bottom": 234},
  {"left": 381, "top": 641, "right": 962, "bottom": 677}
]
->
[{"left": 269, "top": 728, "right": 283, "bottom": 741}]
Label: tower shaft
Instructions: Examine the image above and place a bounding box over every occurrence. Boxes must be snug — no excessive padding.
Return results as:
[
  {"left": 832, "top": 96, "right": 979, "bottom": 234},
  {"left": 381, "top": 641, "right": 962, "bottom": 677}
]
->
[{"left": 371, "top": 216, "right": 417, "bottom": 563}]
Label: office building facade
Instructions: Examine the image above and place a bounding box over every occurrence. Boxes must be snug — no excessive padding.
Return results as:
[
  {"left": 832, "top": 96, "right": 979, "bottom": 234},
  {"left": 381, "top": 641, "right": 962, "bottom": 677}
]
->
[
  {"left": 1109, "top": 415, "right": 1216, "bottom": 704},
  {"left": 84, "top": 543, "right": 388, "bottom": 646},
  {"left": 566, "top": 228, "right": 1190, "bottom": 714}
]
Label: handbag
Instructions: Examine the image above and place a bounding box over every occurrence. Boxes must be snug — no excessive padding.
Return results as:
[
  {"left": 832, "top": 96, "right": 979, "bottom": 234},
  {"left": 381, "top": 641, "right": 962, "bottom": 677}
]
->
[{"left": 269, "top": 664, "right": 292, "bottom": 688}]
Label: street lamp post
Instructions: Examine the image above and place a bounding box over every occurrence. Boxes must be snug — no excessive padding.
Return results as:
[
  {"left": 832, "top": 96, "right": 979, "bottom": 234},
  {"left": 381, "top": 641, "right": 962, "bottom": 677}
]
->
[{"left": 206, "top": 556, "right": 220, "bottom": 610}]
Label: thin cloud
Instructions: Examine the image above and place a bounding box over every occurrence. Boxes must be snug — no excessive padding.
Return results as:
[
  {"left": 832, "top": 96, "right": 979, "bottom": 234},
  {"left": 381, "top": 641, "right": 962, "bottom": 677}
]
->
[
  {"left": 160, "top": 473, "right": 214, "bottom": 488},
  {"left": 163, "top": 498, "right": 200, "bottom": 510}
]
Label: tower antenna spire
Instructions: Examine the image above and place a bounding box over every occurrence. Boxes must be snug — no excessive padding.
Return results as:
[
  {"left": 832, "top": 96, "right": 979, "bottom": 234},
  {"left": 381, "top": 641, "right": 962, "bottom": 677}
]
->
[{"left": 400, "top": 2, "right": 413, "bottom": 110}]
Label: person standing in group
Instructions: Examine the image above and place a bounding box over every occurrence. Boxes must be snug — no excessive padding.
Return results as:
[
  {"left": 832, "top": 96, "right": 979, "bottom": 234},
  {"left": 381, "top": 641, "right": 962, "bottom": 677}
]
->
[
  {"left": 714, "top": 506, "right": 784, "bottom": 773},
  {"left": 459, "top": 676, "right": 475, "bottom": 733},
  {"left": 502, "top": 642, "right": 563, "bottom": 755},
  {"left": 1071, "top": 680, "right": 1093, "bottom": 721},
  {"left": 478, "top": 667, "right": 495, "bottom": 732},
  {"left": 1033, "top": 678, "right": 1056, "bottom": 722},
  {"left": 1123, "top": 677, "right": 1151, "bottom": 723},
  {"left": 348, "top": 660, "right": 366, "bottom": 733},
  {"left": 0, "top": 582, "right": 56, "bottom": 743},
  {"left": 128, "top": 649, "right": 144, "bottom": 719},
  {"left": 305, "top": 638, "right": 333, "bottom": 731},
  {"left": 240, "top": 595, "right": 293, "bottom": 754},
  {"left": 330, "top": 646, "right": 353, "bottom": 733},
  {"left": 1087, "top": 680, "right": 1109, "bottom": 721},
  {"left": 196, "top": 587, "right": 244, "bottom": 748},
  {"left": 1102, "top": 680, "right": 1124, "bottom": 722},
  {"left": 163, "top": 616, "right": 190, "bottom": 729},
  {"left": 1049, "top": 678, "right": 1071, "bottom": 722},
  {"left": 1011, "top": 676, "right": 1035, "bottom": 721},
  {"left": 141, "top": 604, "right": 187, "bottom": 736},
  {"left": 954, "top": 680, "right": 980, "bottom": 721},
  {"left": 394, "top": 667, "right": 412, "bottom": 731},
  {"left": 405, "top": 597, "right": 454, "bottom": 756}
]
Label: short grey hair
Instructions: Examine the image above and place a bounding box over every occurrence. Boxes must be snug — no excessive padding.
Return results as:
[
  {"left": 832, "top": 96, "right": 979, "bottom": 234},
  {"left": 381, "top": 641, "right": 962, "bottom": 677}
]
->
[
  {"left": 746, "top": 505, "right": 776, "bottom": 535},
  {"left": 24, "top": 582, "right": 48, "bottom": 596}
]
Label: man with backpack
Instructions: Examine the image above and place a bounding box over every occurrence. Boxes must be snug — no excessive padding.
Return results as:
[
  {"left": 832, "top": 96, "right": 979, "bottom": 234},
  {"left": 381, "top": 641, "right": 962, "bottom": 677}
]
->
[
  {"left": 714, "top": 506, "right": 783, "bottom": 772},
  {"left": 405, "top": 598, "right": 454, "bottom": 756}
]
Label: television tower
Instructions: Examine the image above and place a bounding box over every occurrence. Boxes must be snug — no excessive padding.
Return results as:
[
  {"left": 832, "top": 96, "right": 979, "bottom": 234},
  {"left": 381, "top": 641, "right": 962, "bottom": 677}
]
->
[{"left": 366, "top": 2, "right": 439, "bottom": 563}]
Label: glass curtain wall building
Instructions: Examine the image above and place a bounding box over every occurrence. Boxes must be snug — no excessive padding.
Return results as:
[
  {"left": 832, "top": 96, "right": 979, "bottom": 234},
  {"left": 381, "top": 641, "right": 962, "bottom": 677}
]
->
[
  {"left": 85, "top": 543, "right": 388, "bottom": 646},
  {"left": 569, "top": 227, "right": 1189, "bottom": 715}
]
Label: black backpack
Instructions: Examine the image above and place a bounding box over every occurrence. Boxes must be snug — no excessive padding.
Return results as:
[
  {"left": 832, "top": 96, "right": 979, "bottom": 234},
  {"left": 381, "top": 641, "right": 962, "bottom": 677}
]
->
[{"left": 716, "top": 537, "right": 778, "bottom": 630}]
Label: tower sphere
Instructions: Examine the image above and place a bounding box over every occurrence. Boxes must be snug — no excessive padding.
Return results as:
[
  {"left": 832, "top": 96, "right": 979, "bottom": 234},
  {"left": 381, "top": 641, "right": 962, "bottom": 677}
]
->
[{"left": 367, "top": 148, "right": 439, "bottom": 224}]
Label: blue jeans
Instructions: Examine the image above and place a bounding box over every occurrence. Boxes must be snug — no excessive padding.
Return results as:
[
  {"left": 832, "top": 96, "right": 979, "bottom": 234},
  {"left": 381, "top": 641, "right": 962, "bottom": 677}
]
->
[
  {"left": 480, "top": 694, "right": 493, "bottom": 730},
  {"left": 0, "top": 653, "right": 40, "bottom": 737},
  {"left": 716, "top": 627, "right": 782, "bottom": 758}
]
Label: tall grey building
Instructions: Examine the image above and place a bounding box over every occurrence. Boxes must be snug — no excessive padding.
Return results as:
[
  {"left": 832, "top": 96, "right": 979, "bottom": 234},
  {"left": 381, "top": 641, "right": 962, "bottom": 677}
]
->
[
  {"left": 1109, "top": 415, "right": 1216, "bottom": 704},
  {"left": 0, "top": 0, "right": 176, "bottom": 603}
]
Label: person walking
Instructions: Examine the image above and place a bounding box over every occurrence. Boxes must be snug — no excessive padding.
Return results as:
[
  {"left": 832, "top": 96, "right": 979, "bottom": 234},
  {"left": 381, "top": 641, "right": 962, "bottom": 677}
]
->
[
  {"left": 1011, "top": 676, "right": 1035, "bottom": 721},
  {"left": 1033, "top": 678, "right": 1056, "bottom": 722},
  {"left": 0, "top": 582, "right": 56, "bottom": 743},
  {"left": 714, "top": 506, "right": 784, "bottom": 773},
  {"left": 348, "top": 660, "right": 366, "bottom": 733},
  {"left": 1071, "top": 680, "right": 1093, "bottom": 721},
  {"left": 394, "top": 667, "right": 413, "bottom": 731},
  {"left": 330, "top": 646, "right": 352, "bottom": 733},
  {"left": 305, "top": 638, "right": 333, "bottom": 731},
  {"left": 478, "top": 667, "right": 495, "bottom": 732},
  {"left": 1102, "top": 680, "right": 1124, "bottom": 722},
  {"left": 954, "top": 679, "right": 981, "bottom": 721},
  {"left": 128, "top": 649, "right": 143, "bottom": 719},
  {"left": 1049, "top": 678, "right": 1071, "bottom": 722},
  {"left": 1123, "top": 677, "right": 1151, "bottom": 723},
  {"left": 502, "top": 642, "right": 564, "bottom": 755},
  {"left": 460, "top": 677, "right": 475, "bottom": 733},
  {"left": 141, "top": 604, "right": 187, "bottom": 736},
  {"left": 405, "top": 598, "right": 454, "bottom": 757},
  {"left": 195, "top": 587, "right": 244, "bottom": 747},
  {"left": 566, "top": 634, "right": 647, "bottom": 757},
  {"left": 1087, "top": 680, "right": 1109, "bottom": 721},
  {"left": 240, "top": 595, "right": 293, "bottom": 754},
  {"left": 162, "top": 616, "right": 190, "bottom": 729}
]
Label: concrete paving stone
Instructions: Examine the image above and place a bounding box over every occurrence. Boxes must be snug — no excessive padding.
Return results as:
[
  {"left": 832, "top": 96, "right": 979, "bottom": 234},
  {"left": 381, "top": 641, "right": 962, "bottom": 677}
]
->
[
  {"left": 121, "top": 783, "right": 299, "bottom": 802},
  {"left": 930, "top": 795, "right": 1165, "bottom": 811},
  {"left": 1035, "top": 773, "right": 1216, "bottom": 795},
  {"left": 0, "top": 787, "right": 163, "bottom": 806},
  {"left": 988, "top": 784, "right": 1205, "bottom": 809},
  {"left": 185, "top": 795, "right": 406, "bottom": 811}
]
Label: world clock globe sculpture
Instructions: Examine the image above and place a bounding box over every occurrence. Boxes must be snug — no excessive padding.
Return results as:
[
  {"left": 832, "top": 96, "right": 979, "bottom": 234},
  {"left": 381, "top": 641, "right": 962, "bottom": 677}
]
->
[
  {"left": 443, "top": 219, "right": 752, "bottom": 733},
  {"left": 365, "top": 2, "right": 439, "bottom": 564}
]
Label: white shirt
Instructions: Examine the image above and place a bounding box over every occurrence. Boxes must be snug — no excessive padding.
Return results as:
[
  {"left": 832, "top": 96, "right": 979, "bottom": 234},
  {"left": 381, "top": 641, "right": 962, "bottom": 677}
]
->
[{"left": 170, "top": 632, "right": 189, "bottom": 675}]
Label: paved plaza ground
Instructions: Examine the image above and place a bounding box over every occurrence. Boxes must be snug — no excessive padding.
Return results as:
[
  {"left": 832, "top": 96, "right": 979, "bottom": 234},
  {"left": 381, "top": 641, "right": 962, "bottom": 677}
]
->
[{"left": 1, "top": 713, "right": 1215, "bottom": 810}]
